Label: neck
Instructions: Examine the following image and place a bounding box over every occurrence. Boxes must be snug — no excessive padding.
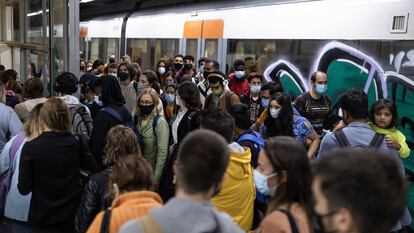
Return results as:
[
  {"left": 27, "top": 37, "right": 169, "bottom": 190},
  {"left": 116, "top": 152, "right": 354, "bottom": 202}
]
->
[
  {"left": 310, "top": 89, "right": 322, "bottom": 99},
  {"left": 176, "top": 189, "right": 210, "bottom": 202},
  {"left": 120, "top": 79, "right": 131, "bottom": 86}
]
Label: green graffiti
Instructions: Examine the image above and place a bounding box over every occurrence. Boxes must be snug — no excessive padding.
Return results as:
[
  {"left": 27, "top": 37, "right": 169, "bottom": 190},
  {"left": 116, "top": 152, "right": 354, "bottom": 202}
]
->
[{"left": 326, "top": 59, "right": 378, "bottom": 108}]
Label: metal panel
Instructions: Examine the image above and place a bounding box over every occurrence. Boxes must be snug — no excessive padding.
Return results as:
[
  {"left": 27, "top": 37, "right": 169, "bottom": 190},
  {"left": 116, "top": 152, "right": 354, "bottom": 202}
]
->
[
  {"left": 179, "top": 38, "right": 185, "bottom": 55},
  {"left": 68, "top": 0, "right": 79, "bottom": 76},
  {"left": 219, "top": 38, "right": 227, "bottom": 73}
]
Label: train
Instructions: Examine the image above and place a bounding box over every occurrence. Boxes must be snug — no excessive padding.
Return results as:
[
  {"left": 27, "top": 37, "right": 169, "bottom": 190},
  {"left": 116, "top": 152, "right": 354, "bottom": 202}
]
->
[{"left": 80, "top": 0, "right": 414, "bottom": 172}]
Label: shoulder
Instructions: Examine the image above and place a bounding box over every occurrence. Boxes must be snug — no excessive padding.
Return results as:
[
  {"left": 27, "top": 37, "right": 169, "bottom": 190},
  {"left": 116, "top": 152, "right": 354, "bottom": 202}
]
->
[
  {"left": 261, "top": 210, "right": 289, "bottom": 233},
  {"left": 214, "top": 210, "right": 244, "bottom": 233},
  {"left": 119, "top": 219, "right": 143, "bottom": 233}
]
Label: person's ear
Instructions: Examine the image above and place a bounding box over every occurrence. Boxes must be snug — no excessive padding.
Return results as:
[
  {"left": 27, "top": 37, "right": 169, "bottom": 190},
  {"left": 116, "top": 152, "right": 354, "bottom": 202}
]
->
[
  {"left": 333, "top": 208, "right": 355, "bottom": 233},
  {"left": 112, "top": 183, "right": 120, "bottom": 199}
]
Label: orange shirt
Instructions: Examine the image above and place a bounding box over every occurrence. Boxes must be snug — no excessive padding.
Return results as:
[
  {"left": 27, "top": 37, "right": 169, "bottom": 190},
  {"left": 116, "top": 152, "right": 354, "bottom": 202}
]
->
[{"left": 86, "top": 191, "right": 163, "bottom": 233}]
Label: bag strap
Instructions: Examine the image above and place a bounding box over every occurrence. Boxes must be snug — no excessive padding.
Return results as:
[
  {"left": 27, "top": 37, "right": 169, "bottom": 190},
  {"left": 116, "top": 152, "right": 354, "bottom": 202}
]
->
[
  {"left": 334, "top": 130, "right": 351, "bottom": 148},
  {"left": 102, "top": 107, "right": 123, "bottom": 123},
  {"left": 369, "top": 133, "right": 384, "bottom": 148},
  {"left": 277, "top": 209, "right": 300, "bottom": 233},
  {"left": 100, "top": 208, "right": 112, "bottom": 233},
  {"left": 10, "top": 132, "right": 26, "bottom": 172},
  {"left": 138, "top": 214, "right": 164, "bottom": 233},
  {"left": 152, "top": 115, "right": 161, "bottom": 136},
  {"left": 198, "top": 85, "right": 208, "bottom": 97}
]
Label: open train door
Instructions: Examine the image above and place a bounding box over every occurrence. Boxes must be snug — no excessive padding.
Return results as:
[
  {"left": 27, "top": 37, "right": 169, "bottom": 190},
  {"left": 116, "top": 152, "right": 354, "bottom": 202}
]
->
[
  {"left": 263, "top": 59, "right": 308, "bottom": 99},
  {"left": 312, "top": 41, "right": 387, "bottom": 108}
]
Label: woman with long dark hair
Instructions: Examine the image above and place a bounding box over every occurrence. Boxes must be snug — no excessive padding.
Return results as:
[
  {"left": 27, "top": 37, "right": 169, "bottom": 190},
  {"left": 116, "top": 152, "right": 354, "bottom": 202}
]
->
[
  {"left": 263, "top": 93, "right": 320, "bottom": 158},
  {"left": 257, "top": 136, "right": 313, "bottom": 233}
]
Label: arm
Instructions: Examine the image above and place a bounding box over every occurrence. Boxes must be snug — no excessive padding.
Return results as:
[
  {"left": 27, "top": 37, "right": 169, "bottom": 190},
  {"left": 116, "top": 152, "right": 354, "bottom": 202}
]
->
[
  {"left": 393, "top": 132, "right": 410, "bottom": 158},
  {"left": 251, "top": 108, "right": 269, "bottom": 132},
  {"left": 0, "top": 140, "right": 12, "bottom": 175},
  {"left": 8, "top": 110, "right": 23, "bottom": 137},
  {"left": 77, "top": 134, "right": 98, "bottom": 174},
  {"left": 260, "top": 212, "right": 288, "bottom": 233},
  {"left": 154, "top": 118, "right": 170, "bottom": 184},
  {"left": 18, "top": 142, "right": 33, "bottom": 195},
  {"left": 231, "top": 93, "right": 240, "bottom": 105},
  {"left": 318, "top": 132, "right": 337, "bottom": 159},
  {"left": 74, "top": 179, "right": 102, "bottom": 233},
  {"left": 89, "top": 113, "right": 112, "bottom": 167},
  {"left": 307, "top": 130, "right": 321, "bottom": 159}
]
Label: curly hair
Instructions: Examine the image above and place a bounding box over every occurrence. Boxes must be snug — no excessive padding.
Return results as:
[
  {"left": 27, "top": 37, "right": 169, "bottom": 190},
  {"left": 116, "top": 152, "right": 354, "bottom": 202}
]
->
[{"left": 103, "top": 125, "right": 141, "bottom": 165}]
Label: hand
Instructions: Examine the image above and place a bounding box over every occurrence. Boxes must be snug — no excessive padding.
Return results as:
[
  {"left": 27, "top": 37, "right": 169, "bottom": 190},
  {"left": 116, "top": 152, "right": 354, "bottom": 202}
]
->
[{"left": 385, "top": 136, "right": 401, "bottom": 150}]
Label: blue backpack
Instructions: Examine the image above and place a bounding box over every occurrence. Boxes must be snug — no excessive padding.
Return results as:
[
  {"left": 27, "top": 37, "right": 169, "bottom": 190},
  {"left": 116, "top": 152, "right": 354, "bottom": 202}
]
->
[{"left": 237, "top": 131, "right": 264, "bottom": 167}]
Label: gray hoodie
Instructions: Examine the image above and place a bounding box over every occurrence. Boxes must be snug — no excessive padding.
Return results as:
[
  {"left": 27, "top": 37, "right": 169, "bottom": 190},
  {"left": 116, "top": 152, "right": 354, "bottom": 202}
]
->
[
  {"left": 0, "top": 103, "right": 22, "bottom": 152},
  {"left": 119, "top": 197, "right": 244, "bottom": 233}
]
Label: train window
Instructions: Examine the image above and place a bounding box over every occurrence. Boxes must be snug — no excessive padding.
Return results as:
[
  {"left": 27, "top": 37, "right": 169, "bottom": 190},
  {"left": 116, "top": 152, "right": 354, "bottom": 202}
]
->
[
  {"left": 226, "top": 39, "right": 277, "bottom": 74},
  {"left": 127, "top": 39, "right": 149, "bottom": 69},
  {"left": 155, "top": 39, "right": 179, "bottom": 69},
  {"left": 26, "top": 0, "right": 43, "bottom": 44},
  {"left": 204, "top": 39, "right": 218, "bottom": 61},
  {"left": 90, "top": 38, "right": 119, "bottom": 64},
  {"left": 186, "top": 39, "right": 198, "bottom": 58}
]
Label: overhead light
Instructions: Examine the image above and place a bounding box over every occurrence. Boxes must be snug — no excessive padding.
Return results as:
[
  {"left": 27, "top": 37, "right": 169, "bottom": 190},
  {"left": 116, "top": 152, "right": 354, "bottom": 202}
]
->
[{"left": 80, "top": 0, "right": 95, "bottom": 3}]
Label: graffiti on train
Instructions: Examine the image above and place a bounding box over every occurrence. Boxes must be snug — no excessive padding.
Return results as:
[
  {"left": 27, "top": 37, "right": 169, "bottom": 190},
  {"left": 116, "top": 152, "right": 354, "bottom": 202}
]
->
[
  {"left": 390, "top": 50, "right": 414, "bottom": 73},
  {"left": 263, "top": 41, "right": 414, "bottom": 169}
]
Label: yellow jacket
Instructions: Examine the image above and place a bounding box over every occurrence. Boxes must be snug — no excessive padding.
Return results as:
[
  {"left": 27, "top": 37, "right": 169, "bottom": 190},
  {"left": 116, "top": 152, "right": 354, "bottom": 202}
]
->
[
  {"left": 212, "top": 143, "right": 256, "bottom": 231},
  {"left": 369, "top": 122, "right": 411, "bottom": 158}
]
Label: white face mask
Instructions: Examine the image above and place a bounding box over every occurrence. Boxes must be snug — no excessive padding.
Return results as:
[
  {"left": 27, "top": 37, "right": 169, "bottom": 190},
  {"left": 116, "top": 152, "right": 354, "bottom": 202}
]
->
[
  {"left": 270, "top": 108, "right": 281, "bottom": 118},
  {"left": 108, "top": 72, "right": 117, "bottom": 78},
  {"left": 94, "top": 95, "right": 103, "bottom": 107},
  {"left": 158, "top": 67, "right": 166, "bottom": 75},
  {"left": 250, "top": 85, "right": 261, "bottom": 94},
  {"left": 253, "top": 169, "right": 277, "bottom": 196}
]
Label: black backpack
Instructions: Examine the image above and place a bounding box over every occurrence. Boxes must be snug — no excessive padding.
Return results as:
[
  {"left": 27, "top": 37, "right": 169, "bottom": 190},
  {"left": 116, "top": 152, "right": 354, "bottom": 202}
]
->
[
  {"left": 334, "top": 130, "right": 384, "bottom": 149},
  {"left": 101, "top": 107, "right": 144, "bottom": 151}
]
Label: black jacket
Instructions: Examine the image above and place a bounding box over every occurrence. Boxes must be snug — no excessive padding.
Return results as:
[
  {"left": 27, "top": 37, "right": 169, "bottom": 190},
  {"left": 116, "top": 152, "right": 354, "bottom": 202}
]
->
[
  {"left": 74, "top": 167, "right": 113, "bottom": 233},
  {"left": 18, "top": 131, "right": 97, "bottom": 230},
  {"left": 89, "top": 105, "right": 130, "bottom": 170}
]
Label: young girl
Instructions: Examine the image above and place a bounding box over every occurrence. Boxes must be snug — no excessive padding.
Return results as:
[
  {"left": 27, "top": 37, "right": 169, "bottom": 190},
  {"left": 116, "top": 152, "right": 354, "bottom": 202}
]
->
[{"left": 369, "top": 98, "right": 410, "bottom": 158}]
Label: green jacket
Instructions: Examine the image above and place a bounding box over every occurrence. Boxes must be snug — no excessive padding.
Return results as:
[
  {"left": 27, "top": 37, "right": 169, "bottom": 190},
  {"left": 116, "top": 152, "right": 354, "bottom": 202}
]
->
[
  {"left": 137, "top": 115, "right": 170, "bottom": 183},
  {"left": 369, "top": 121, "right": 411, "bottom": 158}
]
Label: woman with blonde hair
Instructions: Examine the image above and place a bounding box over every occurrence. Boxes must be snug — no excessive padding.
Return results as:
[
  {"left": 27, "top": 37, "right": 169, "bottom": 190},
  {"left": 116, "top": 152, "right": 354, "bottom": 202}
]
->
[
  {"left": 18, "top": 97, "right": 96, "bottom": 232},
  {"left": 87, "top": 155, "right": 163, "bottom": 233},
  {"left": 75, "top": 125, "right": 141, "bottom": 233},
  {"left": 134, "top": 88, "right": 169, "bottom": 187},
  {"left": 0, "top": 103, "right": 43, "bottom": 228}
]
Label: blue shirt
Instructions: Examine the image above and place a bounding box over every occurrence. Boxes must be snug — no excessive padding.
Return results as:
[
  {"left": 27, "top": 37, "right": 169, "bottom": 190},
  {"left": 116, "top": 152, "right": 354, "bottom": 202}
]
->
[{"left": 293, "top": 116, "right": 313, "bottom": 144}]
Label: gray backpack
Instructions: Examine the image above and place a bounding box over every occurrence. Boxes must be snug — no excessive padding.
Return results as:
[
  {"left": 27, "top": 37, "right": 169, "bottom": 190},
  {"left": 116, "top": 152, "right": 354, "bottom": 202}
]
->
[{"left": 70, "top": 104, "right": 93, "bottom": 139}]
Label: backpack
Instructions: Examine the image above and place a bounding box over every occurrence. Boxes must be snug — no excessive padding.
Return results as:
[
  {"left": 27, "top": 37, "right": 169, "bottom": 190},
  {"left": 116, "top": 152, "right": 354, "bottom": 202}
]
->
[
  {"left": 0, "top": 131, "right": 26, "bottom": 214},
  {"left": 237, "top": 131, "right": 264, "bottom": 167},
  {"left": 334, "top": 130, "right": 384, "bottom": 149},
  {"left": 102, "top": 107, "right": 144, "bottom": 151},
  {"left": 70, "top": 104, "right": 94, "bottom": 140}
]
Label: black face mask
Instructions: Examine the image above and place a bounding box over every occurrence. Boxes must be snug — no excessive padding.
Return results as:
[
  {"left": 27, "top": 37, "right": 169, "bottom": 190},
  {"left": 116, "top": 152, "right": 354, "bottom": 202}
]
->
[
  {"left": 118, "top": 72, "right": 130, "bottom": 81},
  {"left": 183, "top": 63, "right": 193, "bottom": 70},
  {"left": 174, "top": 63, "right": 183, "bottom": 70},
  {"left": 139, "top": 104, "right": 155, "bottom": 116}
]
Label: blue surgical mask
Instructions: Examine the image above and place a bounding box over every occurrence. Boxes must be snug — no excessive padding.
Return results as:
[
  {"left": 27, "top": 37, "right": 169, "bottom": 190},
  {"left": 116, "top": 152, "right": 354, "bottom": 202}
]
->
[
  {"left": 250, "top": 85, "right": 261, "bottom": 94},
  {"left": 199, "top": 65, "right": 205, "bottom": 73},
  {"left": 235, "top": 71, "right": 245, "bottom": 79},
  {"left": 270, "top": 108, "right": 281, "bottom": 119},
  {"left": 261, "top": 98, "right": 270, "bottom": 108},
  {"left": 315, "top": 84, "right": 328, "bottom": 95},
  {"left": 165, "top": 94, "right": 175, "bottom": 103},
  {"left": 253, "top": 169, "right": 277, "bottom": 196},
  {"left": 94, "top": 95, "right": 103, "bottom": 107}
]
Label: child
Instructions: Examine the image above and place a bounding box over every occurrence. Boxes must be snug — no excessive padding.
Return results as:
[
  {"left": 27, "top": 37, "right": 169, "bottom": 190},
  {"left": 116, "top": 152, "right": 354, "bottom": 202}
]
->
[{"left": 369, "top": 99, "right": 410, "bottom": 158}]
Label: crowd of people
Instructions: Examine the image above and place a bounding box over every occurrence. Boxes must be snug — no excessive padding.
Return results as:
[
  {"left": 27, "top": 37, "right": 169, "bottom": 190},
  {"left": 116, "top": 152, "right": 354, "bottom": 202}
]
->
[{"left": 0, "top": 53, "right": 411, "bottom": 233}]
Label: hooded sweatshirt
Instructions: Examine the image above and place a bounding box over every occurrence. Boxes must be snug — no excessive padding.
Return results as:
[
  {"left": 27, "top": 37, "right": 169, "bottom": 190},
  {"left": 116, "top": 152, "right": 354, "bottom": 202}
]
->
[
  {"left": 86, "top": 191, "right": 163, "bottom": 233},
  {"left": 118, "top": 197, "right": 244, "bottom": 233},
  {"left": 211, "top": 142, "right": 255, "bottom": 231}
]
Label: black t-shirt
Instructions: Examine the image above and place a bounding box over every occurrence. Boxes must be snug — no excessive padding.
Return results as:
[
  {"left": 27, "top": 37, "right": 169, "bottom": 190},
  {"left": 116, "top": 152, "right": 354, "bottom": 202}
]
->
[{"left": 293, "top": 92, "right": 332, "bottom": 135}]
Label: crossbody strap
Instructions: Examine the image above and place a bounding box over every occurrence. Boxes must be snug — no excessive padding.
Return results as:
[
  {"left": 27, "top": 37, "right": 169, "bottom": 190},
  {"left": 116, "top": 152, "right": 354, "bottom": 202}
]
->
[
  {"left": 334, "top": 130, "right": 351, "bottom": 148},
  {"left": 277, "top": 209, "right": 300, "bottom": 233},
  {"left": 100, "top": 208, "right": 112, "bottom": 233}
]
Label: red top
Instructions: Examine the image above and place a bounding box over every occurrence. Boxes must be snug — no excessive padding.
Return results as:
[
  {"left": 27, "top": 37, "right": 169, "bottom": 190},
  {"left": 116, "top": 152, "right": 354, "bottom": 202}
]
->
[{"left": 229, "top": 73, "right": 250, "bottom": 97}]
